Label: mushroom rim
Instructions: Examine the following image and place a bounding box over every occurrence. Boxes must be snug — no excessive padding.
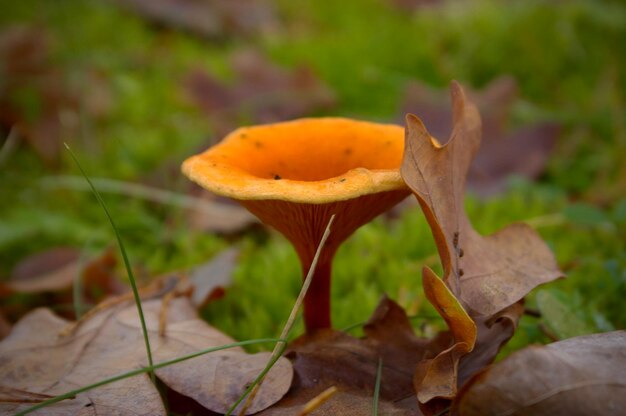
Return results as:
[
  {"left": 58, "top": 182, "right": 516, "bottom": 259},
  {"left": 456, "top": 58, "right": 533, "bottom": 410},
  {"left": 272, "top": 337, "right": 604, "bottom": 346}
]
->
[{"left": 182, "top": 157, "right": 408, "bottom": 204}]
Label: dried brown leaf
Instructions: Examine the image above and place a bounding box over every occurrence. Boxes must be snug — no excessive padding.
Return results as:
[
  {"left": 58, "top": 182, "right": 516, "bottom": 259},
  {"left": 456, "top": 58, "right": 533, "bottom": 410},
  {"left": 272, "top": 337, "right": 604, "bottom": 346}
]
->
[
  {"left": 0, "top": 297, "right": 292, "bottom": 415},
  {"left": 414, "top": 268, "right": 477, "bottom": 403},
  {"left": 0, "top": 247, "right": 126, "bottom": 303},
  {"left": 454, "top": 331, "right": 626, "bottom": 416},
  {"left": 400, "top": 77, "right": 559, "bottom": 195},
  {"left": 186, "top": 189, "right": 258, "bottom": 234},
  {"left": 400, "top": 81, "right": 561, "bottom": 413},
  {"left": 187, "top": 247, "right": 239, "bottom": 308},
  {"left": 401, "top": 81, "right": 562, "bottom": 316},
  {"left": 260, "top": 297, "right": 424, "bottom": 415}
]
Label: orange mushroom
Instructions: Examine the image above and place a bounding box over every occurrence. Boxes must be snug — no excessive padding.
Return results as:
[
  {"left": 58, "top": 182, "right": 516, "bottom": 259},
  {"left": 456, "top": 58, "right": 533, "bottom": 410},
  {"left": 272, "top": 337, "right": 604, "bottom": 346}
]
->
[{"left": 182, "top": 118, "right": 409, "bottom": 332}]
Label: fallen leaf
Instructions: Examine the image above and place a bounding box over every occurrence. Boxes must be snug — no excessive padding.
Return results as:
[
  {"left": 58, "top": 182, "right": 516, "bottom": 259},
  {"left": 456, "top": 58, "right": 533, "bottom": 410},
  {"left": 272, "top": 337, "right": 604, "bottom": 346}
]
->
[
  {"left": 111, "top": 0, "right": 279, "bottom": 39},
  {"left": 414, "top": 268, "right": 476, "bottom": 403},
  {"left": 0, "top": 248, "right": 124, "bottom": 321},
  {"left": 0, "top": 296, "right": 292, "bottom": 415},
  {"left": 187, "top": 247, "right": 239, "bottom": 308},
  {"left": 5, "top": 247, "right": 81, "bottom": 294},
  {"left": 454, "top": 331, "right": 626, "bottom": 415},
  {"left": 261, "top": 297, "right": 431, "bottom": 415},
  {"left": 183, "top": 49, "right": 336, "bottom": 137},
  {"left": 400, "top": 77, "right": 560, "bottom": 196},
  {"left": 457, "top": 301, "right": 523, "bottom": 387},
  {"left": 401, "top": 81, "right": 562, "bottom": 316},
  {"left": 186, "top": 189, "right": 258, "bottom": 234},
  {"left": 400, "top": 81, "right": 562, "bottom": 412}
]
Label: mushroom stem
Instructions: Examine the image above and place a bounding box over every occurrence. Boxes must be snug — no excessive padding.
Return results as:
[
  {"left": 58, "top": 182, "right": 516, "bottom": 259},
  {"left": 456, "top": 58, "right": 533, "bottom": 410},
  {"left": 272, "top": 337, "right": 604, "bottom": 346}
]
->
[{"left": 298, "top": 250, "right": 335, "bottom": 332}]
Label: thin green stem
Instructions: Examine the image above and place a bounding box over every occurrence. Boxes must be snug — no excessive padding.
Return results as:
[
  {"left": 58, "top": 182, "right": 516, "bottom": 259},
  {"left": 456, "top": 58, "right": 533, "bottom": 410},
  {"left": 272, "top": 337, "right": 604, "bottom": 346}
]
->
[
  {"left": 14, "top": 338, "right": 284, "bottom": 416},
  {"left": 64, "top": 144, "right": 155, "bottom": 383}
]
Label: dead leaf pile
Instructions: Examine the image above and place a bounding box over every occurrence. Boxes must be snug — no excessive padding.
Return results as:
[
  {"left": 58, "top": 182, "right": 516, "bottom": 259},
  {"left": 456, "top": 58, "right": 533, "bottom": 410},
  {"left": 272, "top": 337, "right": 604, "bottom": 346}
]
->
[
  {"left": 183, "top": 50, "right": 336, "bottom": 137},
  {"left": 0, "top": 296, "right": 292, "bottom": 415},
  {"left": 3, "top": 82, "right": 613, "bottom": 416}
]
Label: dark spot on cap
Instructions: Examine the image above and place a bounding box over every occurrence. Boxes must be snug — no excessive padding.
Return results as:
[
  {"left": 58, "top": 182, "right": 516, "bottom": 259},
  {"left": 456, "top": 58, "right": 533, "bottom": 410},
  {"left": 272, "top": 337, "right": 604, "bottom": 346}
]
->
[
  {"left": 339, "top": 178, "right": 346, "bottom": 182},
  {"left": 239, "top": 133, "right": 247, "bottom": 139},
  {"left": 274, "top": 174, "right": 281, "bottom": 180},
  {"left": 254, "top": 140, "right": 263, "bottom": 148},
  {"left": 343, "top": 148, "right": 352, "bottom": 156}
]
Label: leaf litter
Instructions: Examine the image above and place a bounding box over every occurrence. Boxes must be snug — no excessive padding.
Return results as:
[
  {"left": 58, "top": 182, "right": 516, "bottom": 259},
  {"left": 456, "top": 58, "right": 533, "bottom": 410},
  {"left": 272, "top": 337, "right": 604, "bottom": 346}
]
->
[
  {"left": 0, "top": 295, "right": 291, "bottom": 415},
  {"left": 2, "top": 81, "right": 609, "bottom": 416}
]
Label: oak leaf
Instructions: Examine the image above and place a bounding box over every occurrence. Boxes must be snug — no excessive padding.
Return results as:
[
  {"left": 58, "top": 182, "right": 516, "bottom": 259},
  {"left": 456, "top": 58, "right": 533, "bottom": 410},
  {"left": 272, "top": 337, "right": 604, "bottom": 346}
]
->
[
  {"left": 400, "top": 77, "right": 560, "bottom": 196},
  {"left": 401, "top": 81, "right": 562, "bottom": 317},
  {"left": 400, "top": 81, "right": 562, "bottom": 411}
]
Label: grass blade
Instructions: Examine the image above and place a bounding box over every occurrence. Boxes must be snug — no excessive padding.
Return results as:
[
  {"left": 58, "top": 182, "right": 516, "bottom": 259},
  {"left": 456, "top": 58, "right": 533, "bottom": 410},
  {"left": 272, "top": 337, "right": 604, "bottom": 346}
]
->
[{"left": 64, "top": 144, "right": 155, "bottom": 382}]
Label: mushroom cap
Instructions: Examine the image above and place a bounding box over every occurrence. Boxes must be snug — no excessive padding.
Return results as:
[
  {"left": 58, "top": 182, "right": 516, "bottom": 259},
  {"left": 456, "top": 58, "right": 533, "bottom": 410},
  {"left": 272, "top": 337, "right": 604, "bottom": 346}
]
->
[{"left": 182, "top": 117, "right": 407, "bottom": 204}]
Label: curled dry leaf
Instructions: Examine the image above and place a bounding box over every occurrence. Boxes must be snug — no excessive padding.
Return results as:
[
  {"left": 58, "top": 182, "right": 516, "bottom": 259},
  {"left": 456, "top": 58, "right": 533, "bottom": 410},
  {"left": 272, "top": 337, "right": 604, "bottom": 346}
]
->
[
  {"left": 454, "top": 331, "right": 626, "bottom": 416},
  {"left": 0, "top": 248, "right": 124, "bottom": 322},
  {"left": 400, "top": 81, "right": 562, "bottom": 411},
  {"left": 400, "top": 77, "right": 560, "bottom": 196},
  {"left": 414, "top": 268, "right": 476, "bottom": 403},
  {"left": 401, "top": 81, "right": 562, "bottom": 316},
  {"left": 3, "top": 247, "right": 81, "bottom": 294},
  {"left": 0, "top": 297, "right": 292, "bottom": 415},
  {"left": 2, "top": 247, "right": 122, "bottom": 297}
]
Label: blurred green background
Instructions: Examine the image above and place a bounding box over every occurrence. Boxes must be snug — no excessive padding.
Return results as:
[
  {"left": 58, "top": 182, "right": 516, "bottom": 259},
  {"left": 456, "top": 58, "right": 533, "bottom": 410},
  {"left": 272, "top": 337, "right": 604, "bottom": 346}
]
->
[{"left": 0, "top": 0, "right": 624, "bottom": 353}]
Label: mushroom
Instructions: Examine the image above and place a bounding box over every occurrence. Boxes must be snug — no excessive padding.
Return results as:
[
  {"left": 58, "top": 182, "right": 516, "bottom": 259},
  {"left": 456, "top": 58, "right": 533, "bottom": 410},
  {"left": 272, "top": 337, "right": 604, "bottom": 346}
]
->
[{"left": 182, "top": 117, "right": 409, "bottom": 332}]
